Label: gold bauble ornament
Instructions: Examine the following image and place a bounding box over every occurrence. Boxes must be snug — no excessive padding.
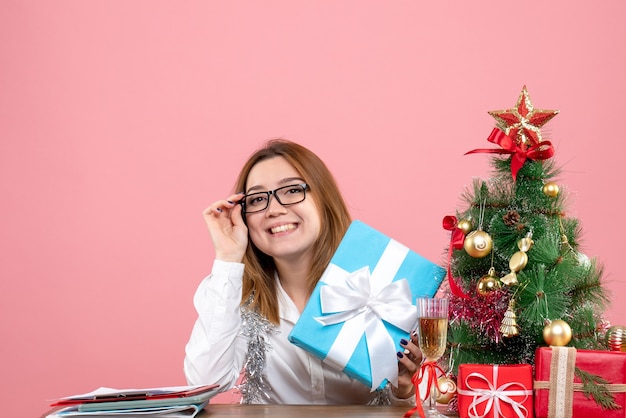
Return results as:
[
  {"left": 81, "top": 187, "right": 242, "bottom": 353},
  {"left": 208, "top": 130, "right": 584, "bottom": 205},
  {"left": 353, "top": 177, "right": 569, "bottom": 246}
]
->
[
  {"left": 606, "top": 325, "right": 626, "bottom": 352},
  {"left": 463, "top": 229, "right": 493, "bottom": 258},
  {"left": 457, "top": 219, "right": 474, "bottom": 235},
  {"left": 476, "top": 267, "right": 501, "bottom": 296},
  {"left": 543, "top": 319, "right": 572, "bottom": 346},
  {"left": 435, "top": 376, "right": 457, "bottom": 405},
  {"left": 543, "top": 182, "right": 560, "bottom": 198}
]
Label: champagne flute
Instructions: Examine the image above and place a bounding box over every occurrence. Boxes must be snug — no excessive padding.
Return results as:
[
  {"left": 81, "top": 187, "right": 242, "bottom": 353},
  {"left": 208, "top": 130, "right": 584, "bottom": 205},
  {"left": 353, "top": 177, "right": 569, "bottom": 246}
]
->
[{"left": 416, "top": 297, "right": 448, "bottom": 418}]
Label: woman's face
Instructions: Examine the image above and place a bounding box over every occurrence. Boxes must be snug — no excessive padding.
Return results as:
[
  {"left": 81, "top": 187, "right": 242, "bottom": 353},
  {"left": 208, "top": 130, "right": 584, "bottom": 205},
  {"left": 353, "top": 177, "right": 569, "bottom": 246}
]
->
[{"left": 244, "top": 156, "right": 321, "bottom": 264}]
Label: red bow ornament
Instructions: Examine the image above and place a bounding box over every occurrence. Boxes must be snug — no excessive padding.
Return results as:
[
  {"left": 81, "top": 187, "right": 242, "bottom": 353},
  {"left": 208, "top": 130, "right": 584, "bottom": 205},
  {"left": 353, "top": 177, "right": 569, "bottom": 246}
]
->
[
  {"left": 404, "top": 361, "right": 447, "bottom": 418},
  {"left": 465, "top": 128, "right": 554, "bottom": 181},
  {"left": 442, "top": 215, "right": 470, "bottom": 299}
]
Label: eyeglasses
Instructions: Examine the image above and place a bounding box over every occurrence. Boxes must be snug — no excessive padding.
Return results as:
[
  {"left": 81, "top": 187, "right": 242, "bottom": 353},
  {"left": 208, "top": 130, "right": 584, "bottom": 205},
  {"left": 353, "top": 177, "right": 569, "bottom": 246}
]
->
[{"left": 241, "top": 183, "right": 309, "bottom": 214}]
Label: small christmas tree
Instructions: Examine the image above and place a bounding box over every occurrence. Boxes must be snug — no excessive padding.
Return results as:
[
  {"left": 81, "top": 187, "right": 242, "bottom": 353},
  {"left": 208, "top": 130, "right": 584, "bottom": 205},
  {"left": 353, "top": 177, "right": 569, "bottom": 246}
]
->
[{"left": 443, "top": 86, "right": 610, "bottom": 372}]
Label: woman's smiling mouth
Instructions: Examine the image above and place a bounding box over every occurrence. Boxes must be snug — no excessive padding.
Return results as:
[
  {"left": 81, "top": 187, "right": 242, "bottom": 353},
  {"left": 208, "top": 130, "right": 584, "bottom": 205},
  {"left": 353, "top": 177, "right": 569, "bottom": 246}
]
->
[{"left": 270, "top": 223, "right": 297, "bottom": 234}]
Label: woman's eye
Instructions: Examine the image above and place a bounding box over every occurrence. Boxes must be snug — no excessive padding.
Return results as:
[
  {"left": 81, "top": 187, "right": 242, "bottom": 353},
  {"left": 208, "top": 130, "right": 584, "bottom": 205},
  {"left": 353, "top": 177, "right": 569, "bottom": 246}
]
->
[{"left": 248, "top": 196, "right": 267, "bottom": 206}]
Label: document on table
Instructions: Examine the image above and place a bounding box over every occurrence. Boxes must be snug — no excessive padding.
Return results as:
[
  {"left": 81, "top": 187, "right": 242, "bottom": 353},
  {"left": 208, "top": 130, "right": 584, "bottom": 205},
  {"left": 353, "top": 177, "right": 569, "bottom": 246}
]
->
[
  {"left": 47, "top": 384, "right": 219, "bottom": 418},
  {"left": 47, "top": 403, "right": 202, "bottom": 417}
]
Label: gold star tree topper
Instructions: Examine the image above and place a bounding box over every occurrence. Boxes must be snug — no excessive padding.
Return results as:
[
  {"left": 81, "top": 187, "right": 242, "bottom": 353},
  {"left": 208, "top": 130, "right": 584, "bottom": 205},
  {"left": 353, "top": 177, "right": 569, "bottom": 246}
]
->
[{"left": 488, "top": 86, "right": 559, "bottom": 150}]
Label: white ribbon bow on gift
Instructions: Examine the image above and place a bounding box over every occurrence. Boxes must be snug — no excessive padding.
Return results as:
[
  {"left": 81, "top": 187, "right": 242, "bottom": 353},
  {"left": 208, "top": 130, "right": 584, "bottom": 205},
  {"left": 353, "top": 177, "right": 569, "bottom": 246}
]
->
[
  {"left": 457, "top": 365, "right": 533, "bottom": 418},
  {"left": 313, "top": 239, "right": 418, "bottom": 390}
]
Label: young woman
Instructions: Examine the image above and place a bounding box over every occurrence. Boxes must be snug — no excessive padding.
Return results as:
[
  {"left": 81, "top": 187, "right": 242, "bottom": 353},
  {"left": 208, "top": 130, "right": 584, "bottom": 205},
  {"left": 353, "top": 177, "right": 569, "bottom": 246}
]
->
[{"left": 184, "top": 139, "right": 421, "bottom": 404}]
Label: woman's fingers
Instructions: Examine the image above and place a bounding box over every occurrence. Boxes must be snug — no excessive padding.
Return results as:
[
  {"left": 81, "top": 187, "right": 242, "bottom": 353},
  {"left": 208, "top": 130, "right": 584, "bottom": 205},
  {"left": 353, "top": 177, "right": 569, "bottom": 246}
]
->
[
  {"left": 204, "top": 193, "right": 245, "bottom": 219},
  {"left": 393, "top": 336, "right": 424, "bottom": 399},
  {"left": 400, "top": 337, "right": 423, "bottom": 370},
  {"left": 203, "top": 193, "right": 248, "bottom": 262}
]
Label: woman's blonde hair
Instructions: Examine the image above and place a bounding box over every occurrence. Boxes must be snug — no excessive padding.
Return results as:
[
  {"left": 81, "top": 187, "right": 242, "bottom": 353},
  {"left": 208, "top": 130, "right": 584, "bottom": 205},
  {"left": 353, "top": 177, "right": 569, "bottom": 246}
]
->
[{"left": 234, "top": 139, "right": 352, "bottom": 324}]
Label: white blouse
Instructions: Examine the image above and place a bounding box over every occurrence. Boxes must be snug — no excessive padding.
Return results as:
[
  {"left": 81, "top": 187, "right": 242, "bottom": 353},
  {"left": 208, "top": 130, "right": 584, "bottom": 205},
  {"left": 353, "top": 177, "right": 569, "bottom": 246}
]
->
[{"left": 183, "top": 260, "right": 414, "bottom": 405}]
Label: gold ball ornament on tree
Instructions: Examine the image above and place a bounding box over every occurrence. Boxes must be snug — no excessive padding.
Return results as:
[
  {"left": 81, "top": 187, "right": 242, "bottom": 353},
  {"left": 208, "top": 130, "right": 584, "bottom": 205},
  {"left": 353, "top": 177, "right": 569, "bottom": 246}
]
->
[
  {"left": 457, "top": 218, "right": 474, "bottom": 235},
  {"left": 476, "top": 267, "right": 501, "bottom": 296},
  {"left": 435, "top": 376, "right": 457, "bottom": 405},
  {"left": 543, "top": 319, "right": 572, "bottom": 346},
  {"left": 542, "top": 182, "right": 560, "bottom": 198},
  {"left": 463, "top": 229, "right": 493, "bottom": 258},
  {"left": 606, "top": 325, "right": 626, "bottom": 352}
]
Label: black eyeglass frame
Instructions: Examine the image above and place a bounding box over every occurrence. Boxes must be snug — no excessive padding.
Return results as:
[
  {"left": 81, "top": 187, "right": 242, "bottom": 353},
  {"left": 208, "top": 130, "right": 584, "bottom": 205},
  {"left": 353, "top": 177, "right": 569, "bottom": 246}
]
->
[{"left": 241, "top": 183, "right": 309, "bottom": 214}]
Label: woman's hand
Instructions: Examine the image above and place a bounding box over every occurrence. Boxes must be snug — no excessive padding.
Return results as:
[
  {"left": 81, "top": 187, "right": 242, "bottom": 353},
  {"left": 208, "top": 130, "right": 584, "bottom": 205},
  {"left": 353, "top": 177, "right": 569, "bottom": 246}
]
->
[
  {"left": 203, "top": 193, "right": 248, "bottom": 263},
  {"left": 393, "top": 333, "right": 422, "bottom": 399}
]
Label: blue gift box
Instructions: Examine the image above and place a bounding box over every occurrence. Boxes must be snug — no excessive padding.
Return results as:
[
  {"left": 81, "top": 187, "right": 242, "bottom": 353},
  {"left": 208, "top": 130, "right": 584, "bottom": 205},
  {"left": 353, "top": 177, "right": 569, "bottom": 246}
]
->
[{"left": 288, "top": 220, "right": 445, "bottom": 390}]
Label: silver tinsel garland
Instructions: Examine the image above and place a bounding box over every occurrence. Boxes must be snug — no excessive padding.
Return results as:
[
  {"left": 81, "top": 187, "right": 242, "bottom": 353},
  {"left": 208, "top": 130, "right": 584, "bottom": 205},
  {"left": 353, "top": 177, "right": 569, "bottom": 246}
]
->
[
  {"left": 235, "top": 296, "right": 392, "bottom": 405},
  {"left": 237, "top": 299, "right": 277, "bottom": 404},
  {"left": 368, "top": 386, "right": 392, "bottom": 406}
]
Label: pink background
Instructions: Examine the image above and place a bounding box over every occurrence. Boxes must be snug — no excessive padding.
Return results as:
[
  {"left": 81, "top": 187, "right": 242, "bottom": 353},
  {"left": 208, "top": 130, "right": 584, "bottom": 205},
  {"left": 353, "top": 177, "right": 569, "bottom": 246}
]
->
[{"left": 2, "top": 2, "right": 625, "bottom": 416}]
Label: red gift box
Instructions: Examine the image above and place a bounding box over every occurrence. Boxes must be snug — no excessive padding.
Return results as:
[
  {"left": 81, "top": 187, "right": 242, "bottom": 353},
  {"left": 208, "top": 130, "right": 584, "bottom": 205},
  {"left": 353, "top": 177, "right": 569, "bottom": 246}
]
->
[
  {"left": 457, "top": 363, "right": 534, "bottom": 418},
  {"left": 534, "top": 347, "right": 626, "bottom": 418}
]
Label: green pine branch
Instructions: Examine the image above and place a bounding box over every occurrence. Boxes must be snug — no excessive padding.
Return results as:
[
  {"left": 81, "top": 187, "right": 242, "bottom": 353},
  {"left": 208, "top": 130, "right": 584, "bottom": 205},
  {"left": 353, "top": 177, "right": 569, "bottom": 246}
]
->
[
  {"left": 569, "top": 260, "right": 609, "bottom": 311},
  {"left": 574, "top": 367, "right": 621, "bottom": 411},
  {"left": 517, "top": 267, "right": 570, "bottom": 324}
]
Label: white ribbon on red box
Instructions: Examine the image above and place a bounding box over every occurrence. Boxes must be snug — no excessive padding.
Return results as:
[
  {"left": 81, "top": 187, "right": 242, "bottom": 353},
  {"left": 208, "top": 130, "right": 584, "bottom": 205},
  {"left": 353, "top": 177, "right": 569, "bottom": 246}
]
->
[{"left": 458, "top": 364, "right": 533, "bottom": 418}]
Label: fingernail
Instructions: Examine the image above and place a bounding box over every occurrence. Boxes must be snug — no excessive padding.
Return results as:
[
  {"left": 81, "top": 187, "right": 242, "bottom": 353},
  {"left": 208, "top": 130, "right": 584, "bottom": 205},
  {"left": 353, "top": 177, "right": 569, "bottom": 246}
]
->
[
  {"left": 227, "top": 200, "right": 234, "bottom": 204},
  {"left": 400, "top": 338, "right": 408, "bottom": 346},
  {"left": 216, "top": 208, "right": 223, "bottom": 212},
  {"left": 397, "top": 351, "right": 404, "bottom": 358}
]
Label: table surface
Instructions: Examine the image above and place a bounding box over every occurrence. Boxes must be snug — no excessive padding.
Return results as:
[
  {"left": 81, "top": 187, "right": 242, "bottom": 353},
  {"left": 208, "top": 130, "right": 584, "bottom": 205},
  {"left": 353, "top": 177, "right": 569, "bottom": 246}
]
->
[
  {"left": 202, "top": 404, "right": 414, "bottom": 417},
  {"left": 43, "top": 403, "right": 458, "bottom": 417}
]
